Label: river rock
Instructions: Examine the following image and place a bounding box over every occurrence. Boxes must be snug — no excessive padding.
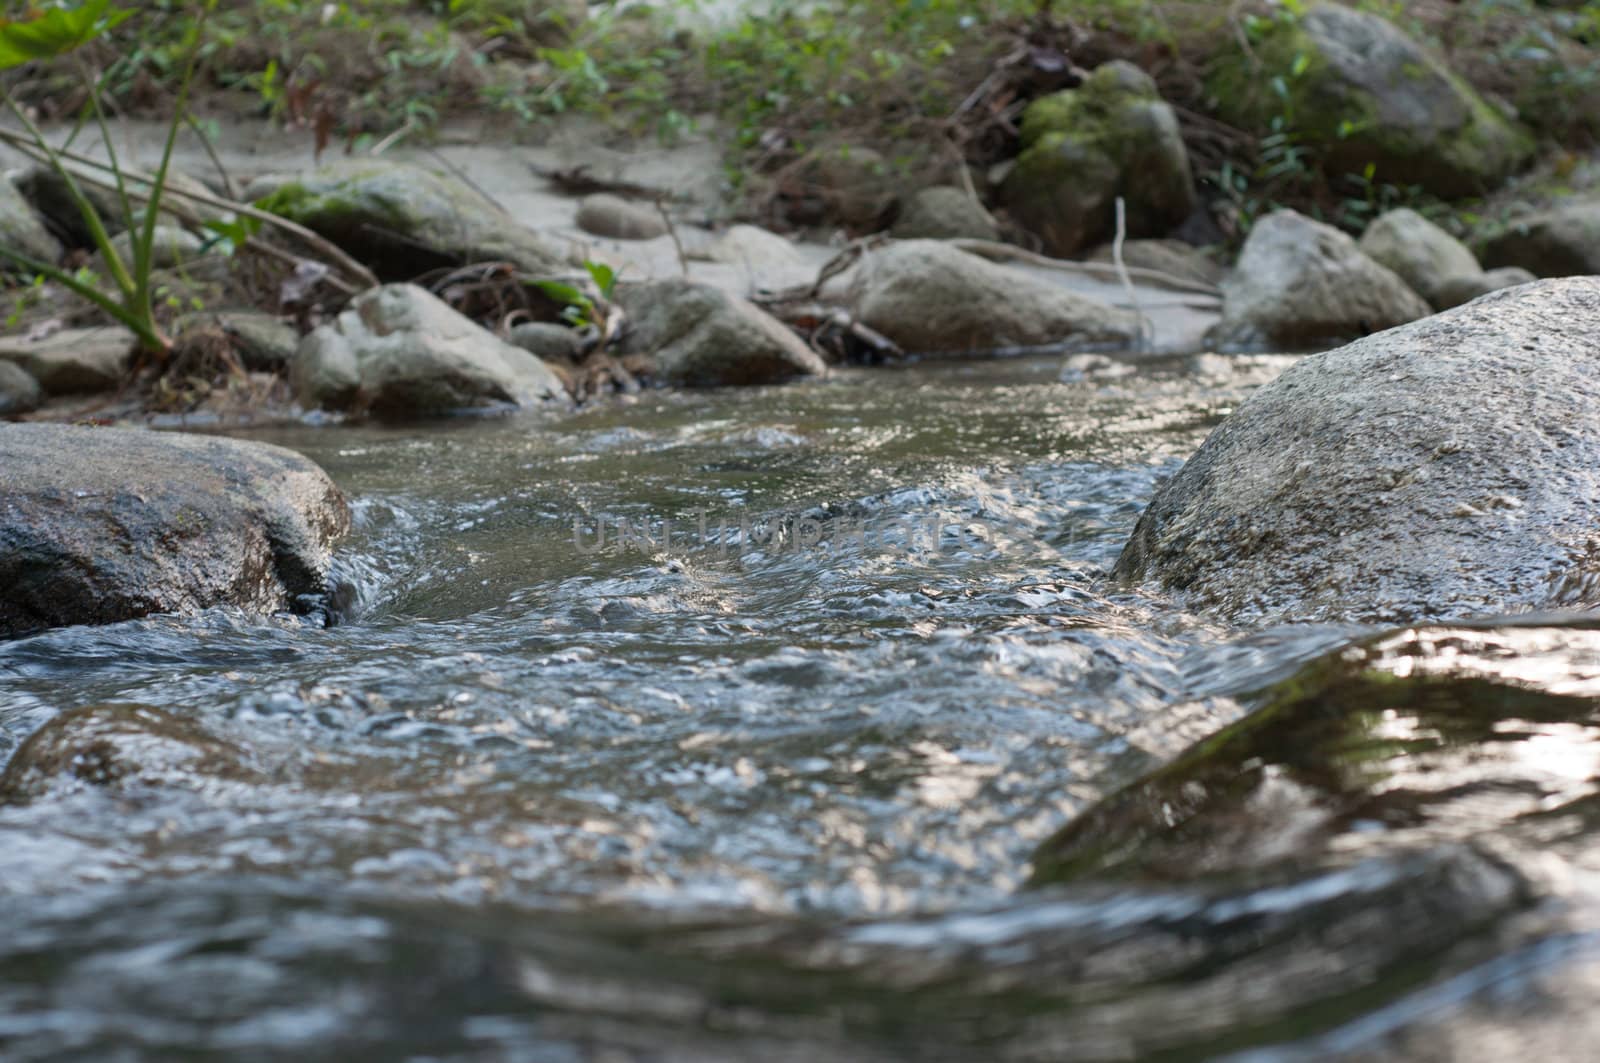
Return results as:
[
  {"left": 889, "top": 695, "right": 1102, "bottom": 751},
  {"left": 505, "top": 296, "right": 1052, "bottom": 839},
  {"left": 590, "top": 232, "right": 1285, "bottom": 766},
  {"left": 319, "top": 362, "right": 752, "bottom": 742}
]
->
[
  {"left": 1206, "top": 210, "right": 1430, "bottom": 352},
  {"left": 0, "top": 704, "right": 259, "bottom": 805},
  {"left": 704, "top": 224, "right": 813, "bottom": 290},
  {"left": 0, "top": 360, "right": 40, "bottom": 416},
  {"left": 1084, "top": 238, "right": 1224, "bottom": 287},
  {"left": 1479, "top": 200, "right": 1600, "bottom": 277},
  {"left": 575, "top": 193, "right": 668, "bottom": 240},
  {"left": 1433, "top": 266, "right": 1537, "bottom": 309},
  {"left": 1117, "top": 277, "right": 1600, "bottom": 625},
  {"left": 176, "top": 310, "right": 300, "bottom": 371},
  {"left": 0, "top": 424, "right": 349, "bottom": 638},
  {"left": 0, "top": 173, "right": 61, "bottom": 266},
  {"left": 1357, "top": 208, "right": 1481, "bottom": 309},
  {"left": 0, "top": 325, "right": 134, "bottom": 394},
  {"left": 615, "top": 279, "right": 827, "bottom": 387},
  {"left": 99, "top": 225, "right": 210, "bottom": 271},
  {"left": 1207, "top": 4, "right": 1533, "bottom": 197},
  {"left": 293, "top": 283, "right": 567, "bottom": 416},
  {"left": 1003, "top": 61, "right": 1196, "bottom": 257},
  {"left": 508, "top": 321, "right": 583, "bottom": 361},
  {"left": 16, "top": 167, "right": 215, "bottom": 247},
  {"left": 891, "top": 186, "right": 1000, "bottom": 242},
  {"left": 793, "top": 145, "right": 896, "bottom": 230},
  {"left": 254, "top": 160, "right": 567, "bottom": 280},
  {"left": 851, "top": 239, "right": 1137, "bottom": 355}
]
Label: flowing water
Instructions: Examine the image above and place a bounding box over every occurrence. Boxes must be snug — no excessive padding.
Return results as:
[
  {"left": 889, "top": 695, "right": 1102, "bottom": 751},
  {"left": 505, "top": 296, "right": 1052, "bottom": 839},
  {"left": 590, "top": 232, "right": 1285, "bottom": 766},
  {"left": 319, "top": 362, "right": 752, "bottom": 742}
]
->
[{"left": 5, "top": 353, "right": 1600, "bottom": 1060}]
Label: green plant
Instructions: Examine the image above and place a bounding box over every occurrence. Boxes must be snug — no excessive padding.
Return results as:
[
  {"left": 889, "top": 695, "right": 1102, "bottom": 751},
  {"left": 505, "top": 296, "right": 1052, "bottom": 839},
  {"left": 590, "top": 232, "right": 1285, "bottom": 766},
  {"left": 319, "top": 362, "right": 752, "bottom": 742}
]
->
[
  {"left": 529, "top": 260, "right": 617, "bottom": 329},
  {"left": 0, "top": 0, "right": 208, "bottom": 359}
]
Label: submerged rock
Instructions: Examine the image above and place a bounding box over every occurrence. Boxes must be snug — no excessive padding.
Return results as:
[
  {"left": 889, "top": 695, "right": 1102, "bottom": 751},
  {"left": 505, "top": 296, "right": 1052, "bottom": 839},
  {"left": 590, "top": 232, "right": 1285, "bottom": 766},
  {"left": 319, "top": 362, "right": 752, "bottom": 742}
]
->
[
  {"left": 1357, "top": 207, "right": 1481, "bottom": 310},
  {"left": 1208, "top": 4, "right": 1533, "bottom": 197},
  {"left": 0, "top": 360, "right": 40, "bottom": 416},
  {"left": 0, "top": 173, "right": 62, "bottom": 266},
  {"left": 890, "top": 186, "right": 1000, "bottom": 242},
  {"left": 293, "top": 283, "right": 567, "bottom": 416},
  {"left": 0, "top": 704, "right": 258, "bottom": 805},
  {"left": 0, "top": 424, "right": 349, "bottom": 638},
  {"left": 1119, "top": 277, "right": 1600, "bottom": 625},
  {"left": 1033, "top": 620, "right": 1600, "bottom": 885},
  {"left": 0, "top": 325, "right": 134, "bottom": 395},
  {"left": 850, "top": 239, "right": 1138, "bottom": 354},
  {"left": 615, "top": 279, "right": 826, "bottom": 387},
  {"left": 575, "top": 193, "right": 668, "bottom": 240},
  {"left": 1434, "top": 266, "right": 1537, "bottom": 310},
  {"left": 1206, "top": 209, "right": 1430, "bottom": 352},
  {"left": 1004, "top": 60, "right": 1196, "bottom": 256},
  {"left": 1479, "top": 201, "right": 1600, "bottom": 278},
  {"left": 254, "top": 160, "right": 567, "bottom": 279}
]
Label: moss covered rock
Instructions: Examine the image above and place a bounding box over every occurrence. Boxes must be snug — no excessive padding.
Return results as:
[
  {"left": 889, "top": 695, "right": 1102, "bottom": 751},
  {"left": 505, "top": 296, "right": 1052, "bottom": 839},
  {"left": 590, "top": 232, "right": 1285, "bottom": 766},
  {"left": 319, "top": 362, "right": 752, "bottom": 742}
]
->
[
  {"left": 1003, "top": 61, "right": 1196, "bottom": 257},
  {"left": 1208, "top": 4, "right": 1533, "bottom": 198},
  {"left": 255, "top": 160, "right": 567, "bottom": 280}
]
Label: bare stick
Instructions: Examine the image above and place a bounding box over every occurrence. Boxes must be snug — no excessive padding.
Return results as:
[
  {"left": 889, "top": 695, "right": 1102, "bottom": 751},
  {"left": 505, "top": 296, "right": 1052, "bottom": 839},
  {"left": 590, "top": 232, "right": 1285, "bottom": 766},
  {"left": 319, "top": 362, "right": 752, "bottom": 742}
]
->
[{"left": 1112, "top": 197, "right": 1150, "bottom": 353}]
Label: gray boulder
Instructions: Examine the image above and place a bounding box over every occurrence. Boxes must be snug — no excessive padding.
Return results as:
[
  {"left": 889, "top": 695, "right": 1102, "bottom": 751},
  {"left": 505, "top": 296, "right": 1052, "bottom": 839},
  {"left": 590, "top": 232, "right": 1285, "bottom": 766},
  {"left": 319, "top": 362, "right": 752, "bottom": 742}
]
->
[
  {"left": 0, "top": 325, "right": 134, "bottom": 394},
  {"left": 891, "top": 186, "right": 1000, "bottom": 242},
  {"left": 575, "top": 193, "right": 668, "bottom": 240},
  {"left": 1116, "top": 277, "right": 1600, "bottom": 625},
  {"left": 293, "top": 283, "right": 567, "bottom": 416},
  {"left": 0, "top": 360, "right": 40, "bottom": 415},
  {"left": 615, "top": 279, "right": 827, "bottom": 387},
  {"left": 851, "top": 239, "right": 1137, "bottom": 354},
  {"left": 99, "top": 225, "right": 211, "bottom": 271},
  {"left": 1085, "top": 238, "right": 1224, "bottom": 287},
  {"left": 508, "top": 321, "right": 584, "bottom": 361},
  {"left": 1003, "top": 61, "right": 1196, "bottom": 256},
  {"left": 703, "top": 224, "right": 814, "bottom": 290},
  {"left": 1357, "top": 208, "right": 1480, "bottom": 309},
  {"left": 1207, "top": 4, "right": 1533, "bottom": 197},
  {"left": 1207, "top": 210, "right": 1430, "bottom": 352},
  {"left": 0, "top": 174, "right": 61, "bottom": 265},
  {"left": 1479, "top": 201, "right": 1600, "bottom": 277},
  {"left": 1434, "top": 266, "right": 1537, "bottom": 310},
  {"left": 0, "top": 424, "right": 349, "bottom": 638},
  {"left": 254, "top": 160, "right": 567, "bottom": 279}
]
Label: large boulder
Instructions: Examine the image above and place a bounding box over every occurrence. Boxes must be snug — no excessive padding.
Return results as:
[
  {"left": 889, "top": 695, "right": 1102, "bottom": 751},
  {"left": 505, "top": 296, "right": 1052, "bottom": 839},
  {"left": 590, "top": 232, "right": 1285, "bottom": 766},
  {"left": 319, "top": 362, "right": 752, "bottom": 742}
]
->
[
  {"left": 254, "top": 160, "right": 567, "bottom": 280},
  {"left": 891, "top": 186, "right": 1000, "bottom": 242},
  {"left": 615, "top": 279, "right": 827, "bottom": 387},
  {"left": 292, "top": 283, "right": 567, "bottom": 416},
  {"left": 1003, "top": 61, "right": 1196, "bottom": 257},
  {"left": 0, "top": 360, "right": 40, "bottom": 416},
  {"left": 850, "top": 239, "right": 1138, "bottom": 354},
  {"left": 0, "top": 424, "right": 349, "bottom": 638},
  {"left": 0, "top": 174, "right": 61, "bottom": 266},
  {"left": 1206, "top": 210, "right": 1430, "bottom": 352},
  {"left": 1117, "top": 278, "right": 1600, "bottom": 625},
  {"left": 1208, "top": 4, "right": 1533, "bottom": 198},
  {"left": 1479, "top": 200, "right": 1600, "bottom": 278},
  {"left": 1357, "top": 208, "right": 1481, "bottom": 310},
  {"left": 0, "top": 325, "right": 134, "bottom": 395}
]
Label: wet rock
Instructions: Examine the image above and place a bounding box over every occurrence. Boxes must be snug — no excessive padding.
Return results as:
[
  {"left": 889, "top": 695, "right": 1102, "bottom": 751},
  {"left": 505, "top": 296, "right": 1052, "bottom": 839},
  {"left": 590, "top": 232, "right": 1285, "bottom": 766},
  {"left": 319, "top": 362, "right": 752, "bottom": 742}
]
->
[
  {"left": 1434, "top": 266, "right": 1537, "bottom": 310},
  {"left": 615, "top": 278, "right": 827, "bottom": 387},
  {"left": 293, "top": 283, "right": 566, "bottom": 416},
  {"left": 890, "top": 186, "right": 1000, "bottom": 242},
  {"left": 0, "top": 423, "right": 349, "bottom": 638},
  {"left": 0, "top": 360, "right": 40, "bottom": 416},
  {"left": 0, "top": 173, "right": 61, "bottom": 265},
  {"left": 1357, "top": 208, "right": 1481, "bottom": 309},
  {"left": 851, "top": 239, "right": 1137, "bottom": 354},
  {"left": 508, "top": 321, "right": 583, "bottom": 361},
  {"left": 1033, "top": 620, "right": 1600, "bottom": 884},
  {"left": 254, "top": 160, "right": 567, "bottom": 280},
  {"left": 0, "top": 325, "right": 134, "bottom": 395},
  {"left": 1208, "top": 4, "right": 1533, "bottom": 197},
  {"left": 0, "top": 704, "right": 258, "bottom": 805},
  {"left": 1003, "top": 61, "right": 1196, "bottom": 257},
  {"left": 176, "top": 310, "right": 300, "bottom": 372},
  {"left": 574, "top": 193, "right": 668, "bottom": 240},
  {"left": 1118, "top": 277, "right": 1600, "bottom": 625},
  {"left": 792, "top": 145, "right": 896, "bottom": 230},
  {"left": 1206, "top": 209, "right": 1430, "bottom": 352},
  {"left": 1479, "top": 200, "right": 1600, "bottom": 278},
  {"left": 1084, "top": 237, "right": 1224, "bottom": 287}
]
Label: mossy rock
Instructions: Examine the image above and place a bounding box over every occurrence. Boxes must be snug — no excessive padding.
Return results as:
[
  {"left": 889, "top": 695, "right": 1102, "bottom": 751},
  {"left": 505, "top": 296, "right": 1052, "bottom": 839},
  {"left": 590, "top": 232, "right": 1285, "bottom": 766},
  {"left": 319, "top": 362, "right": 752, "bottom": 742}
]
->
[
  {"left": 1207, "top": 4, "right": 1533, "bottom": 198},
  {"left": 1002, "top": 61, "right": 1196, "bottom": 257},
  {"left": 255, "top": 159, "right": 566, "bottom": 281}
]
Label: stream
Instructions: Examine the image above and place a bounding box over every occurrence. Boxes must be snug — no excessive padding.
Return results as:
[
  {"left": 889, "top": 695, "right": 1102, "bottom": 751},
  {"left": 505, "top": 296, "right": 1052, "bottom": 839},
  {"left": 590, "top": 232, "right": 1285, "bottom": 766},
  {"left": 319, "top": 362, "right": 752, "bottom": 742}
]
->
[{"left": 5, "top": 353, "right": 1600, "bottom": 1060}]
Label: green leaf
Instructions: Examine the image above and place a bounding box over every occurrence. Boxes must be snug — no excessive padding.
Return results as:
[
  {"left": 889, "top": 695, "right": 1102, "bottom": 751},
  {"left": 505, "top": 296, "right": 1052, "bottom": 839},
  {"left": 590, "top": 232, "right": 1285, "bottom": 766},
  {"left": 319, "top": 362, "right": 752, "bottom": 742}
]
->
[
  {"left": 0, "top": 1, "right": 132, "bottom": 70},
  {"left": 584, "top": 260, "right": 617, "bottom": 299}
]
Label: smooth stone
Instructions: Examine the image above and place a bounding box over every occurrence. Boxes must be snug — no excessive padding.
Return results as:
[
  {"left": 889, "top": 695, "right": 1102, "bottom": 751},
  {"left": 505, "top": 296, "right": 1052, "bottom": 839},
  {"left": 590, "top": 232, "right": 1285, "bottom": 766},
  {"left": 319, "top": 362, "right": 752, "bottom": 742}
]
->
[
  {"left": 0, "top": 325, "right": 134, "bottom": 395},
  {"left": 0, "top": 359, "right": 41, "bottom": 416},
  {"left": 575, "top": 193, "right": 669, "bottom": 240},
  {"left": 615, "top": 278, "right": 827, "bottom": 387},
  {"left": 1357, "top": 208, "right": 1481, "bottom": 309},
  {"left": 891, "top": 186, "right": 1000, "bottom": 242}
]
